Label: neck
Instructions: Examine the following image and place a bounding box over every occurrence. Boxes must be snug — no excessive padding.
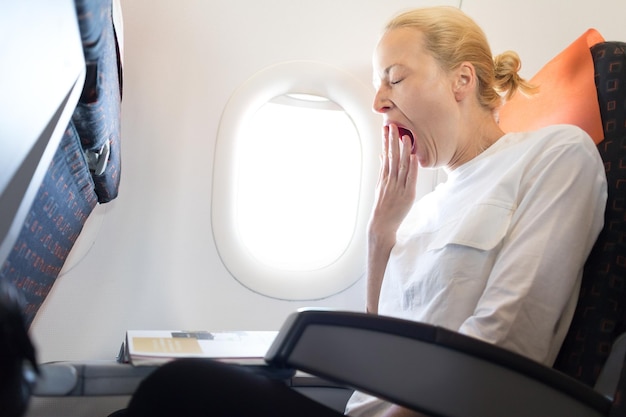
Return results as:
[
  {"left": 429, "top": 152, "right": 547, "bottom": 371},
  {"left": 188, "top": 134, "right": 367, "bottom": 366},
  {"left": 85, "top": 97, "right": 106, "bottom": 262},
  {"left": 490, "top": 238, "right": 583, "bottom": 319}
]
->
[{"left": 448, "top": 110, "right": 505, "bottom": 171}]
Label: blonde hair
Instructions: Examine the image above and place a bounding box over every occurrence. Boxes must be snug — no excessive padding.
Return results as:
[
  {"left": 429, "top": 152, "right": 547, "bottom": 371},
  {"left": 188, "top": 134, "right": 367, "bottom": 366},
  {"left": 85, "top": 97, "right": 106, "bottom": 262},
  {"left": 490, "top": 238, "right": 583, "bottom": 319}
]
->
[{"left": 385, "top": 6, "right": 536, "bottom": 110}]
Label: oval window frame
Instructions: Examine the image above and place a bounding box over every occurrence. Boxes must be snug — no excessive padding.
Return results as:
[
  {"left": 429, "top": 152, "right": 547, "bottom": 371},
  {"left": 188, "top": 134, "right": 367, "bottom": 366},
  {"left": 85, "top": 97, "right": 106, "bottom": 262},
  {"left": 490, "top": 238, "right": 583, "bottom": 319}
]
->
[{"left": 212, "top": 61, "right": 379, "bottom": 300}]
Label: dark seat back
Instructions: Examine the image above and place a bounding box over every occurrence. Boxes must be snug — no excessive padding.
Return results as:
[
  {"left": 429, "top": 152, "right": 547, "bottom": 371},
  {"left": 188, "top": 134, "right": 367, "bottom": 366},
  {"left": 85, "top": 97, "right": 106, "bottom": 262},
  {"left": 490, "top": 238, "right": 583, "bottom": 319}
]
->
[{"left": 553, "top": 41, "right": 626, "bottom": 400}]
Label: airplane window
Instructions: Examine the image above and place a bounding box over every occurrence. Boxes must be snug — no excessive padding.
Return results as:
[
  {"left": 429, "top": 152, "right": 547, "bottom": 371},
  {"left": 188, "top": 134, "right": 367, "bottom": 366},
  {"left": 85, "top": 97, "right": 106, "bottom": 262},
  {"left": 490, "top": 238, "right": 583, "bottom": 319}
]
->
[
  {"left": 236, "top": 93, "right": 361, "bottom": 271},
  {"left": 212, "top": 61, "right": 380, "bottom": 300}
]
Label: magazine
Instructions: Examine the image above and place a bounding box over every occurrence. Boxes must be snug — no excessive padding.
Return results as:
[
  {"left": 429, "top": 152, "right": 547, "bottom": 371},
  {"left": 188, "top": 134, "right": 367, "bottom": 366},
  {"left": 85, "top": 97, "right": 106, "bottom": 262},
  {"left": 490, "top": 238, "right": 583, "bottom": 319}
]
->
[{"left": 119, "top": 330, "right": 278, "bottom": 366}]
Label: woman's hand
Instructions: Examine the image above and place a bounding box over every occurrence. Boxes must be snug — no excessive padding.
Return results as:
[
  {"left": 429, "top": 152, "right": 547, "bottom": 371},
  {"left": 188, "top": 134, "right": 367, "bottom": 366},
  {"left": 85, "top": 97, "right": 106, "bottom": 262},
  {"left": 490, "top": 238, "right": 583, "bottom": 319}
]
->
[
  {"left": 369, "top": 123, "right": 419, "bottom": 241},
  {"left": 366, "top": 123, "right": 418, "bottom": 314}
]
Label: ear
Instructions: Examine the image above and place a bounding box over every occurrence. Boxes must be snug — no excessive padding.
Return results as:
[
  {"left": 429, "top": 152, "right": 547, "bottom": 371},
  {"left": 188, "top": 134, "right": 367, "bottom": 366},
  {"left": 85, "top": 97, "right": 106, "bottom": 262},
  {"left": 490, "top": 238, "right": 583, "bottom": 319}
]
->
[{"left": 452, "top": 62, "right": 475, "bottom": 101}]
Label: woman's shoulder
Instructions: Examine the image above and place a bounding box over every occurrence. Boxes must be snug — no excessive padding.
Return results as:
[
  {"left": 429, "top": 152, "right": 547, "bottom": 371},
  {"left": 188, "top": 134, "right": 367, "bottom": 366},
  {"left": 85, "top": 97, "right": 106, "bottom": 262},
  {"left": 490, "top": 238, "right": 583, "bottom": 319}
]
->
[
  {"left": 527, "top": 124, "right": 595, "bottom": 146},
  {"left": 534, "top": 123, "right": 593, "bottom": 140},
  {"left": 500, "top": 124, "right": 598, "bottom": 156},
  {"left": 485, "top": 124, "right": 604, "bottom": 179}
]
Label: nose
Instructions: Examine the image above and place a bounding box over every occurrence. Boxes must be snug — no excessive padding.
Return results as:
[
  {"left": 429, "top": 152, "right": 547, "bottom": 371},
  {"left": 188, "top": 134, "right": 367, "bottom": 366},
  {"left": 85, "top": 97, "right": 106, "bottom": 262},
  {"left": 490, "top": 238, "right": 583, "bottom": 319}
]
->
[{"left": 372, "top": 86, "right": 391, "bottom": 114}]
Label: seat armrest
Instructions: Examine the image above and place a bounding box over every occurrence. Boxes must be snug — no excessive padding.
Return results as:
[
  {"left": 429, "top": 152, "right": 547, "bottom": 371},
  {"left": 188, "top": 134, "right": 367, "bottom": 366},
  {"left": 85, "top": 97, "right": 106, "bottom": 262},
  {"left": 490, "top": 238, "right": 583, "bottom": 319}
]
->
[
  {"left": 266, "top": 310, "right": 611, "bottom": 417},
  {"left": 33, "top": 361, "right": 157, "bottom": 396},
  {"left": 32, "top": 361, "right": 295, "bottom": 397},
  {"left": 32, "top": 363, "right": 79, "bottom": 396}
]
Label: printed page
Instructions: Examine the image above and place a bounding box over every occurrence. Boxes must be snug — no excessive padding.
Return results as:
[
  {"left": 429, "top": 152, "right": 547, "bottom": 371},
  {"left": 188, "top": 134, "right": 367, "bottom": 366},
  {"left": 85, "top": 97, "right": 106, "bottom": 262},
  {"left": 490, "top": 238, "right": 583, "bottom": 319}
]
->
[{"left": 125, "top": 330, "right": 278, "bottom": 366}]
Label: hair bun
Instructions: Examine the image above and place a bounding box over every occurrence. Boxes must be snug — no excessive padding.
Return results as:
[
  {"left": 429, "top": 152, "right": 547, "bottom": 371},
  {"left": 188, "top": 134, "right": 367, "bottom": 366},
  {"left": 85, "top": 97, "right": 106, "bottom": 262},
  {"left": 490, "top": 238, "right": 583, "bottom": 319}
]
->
[{"left": 494, "top": 51, "right": 537, "bottom": 101}]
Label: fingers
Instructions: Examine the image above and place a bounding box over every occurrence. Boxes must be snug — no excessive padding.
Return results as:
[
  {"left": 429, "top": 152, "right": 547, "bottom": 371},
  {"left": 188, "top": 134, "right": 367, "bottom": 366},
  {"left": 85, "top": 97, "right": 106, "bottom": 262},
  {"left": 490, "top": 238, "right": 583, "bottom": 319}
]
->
[
  {"left": 382, "top": 124, "right": 414, "bottom": 186},
  {"left": 379, "top": 125, "right": 390, "bottom": 180},
  {"left": 371, "top": 125, "right": 419, "bottom": 235}
]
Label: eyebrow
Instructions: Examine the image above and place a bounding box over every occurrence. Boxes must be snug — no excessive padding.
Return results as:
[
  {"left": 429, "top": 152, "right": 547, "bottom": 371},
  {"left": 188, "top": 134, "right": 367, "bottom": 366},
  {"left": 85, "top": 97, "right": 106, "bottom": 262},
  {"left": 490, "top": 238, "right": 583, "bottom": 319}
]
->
[{"left": 384, "top": 64, "right": 402, "bottom": 75}]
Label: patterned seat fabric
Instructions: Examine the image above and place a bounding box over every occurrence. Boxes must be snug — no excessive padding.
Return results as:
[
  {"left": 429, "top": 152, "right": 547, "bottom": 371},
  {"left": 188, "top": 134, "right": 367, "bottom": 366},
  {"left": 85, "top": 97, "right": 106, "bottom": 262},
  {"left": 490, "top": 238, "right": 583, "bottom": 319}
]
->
[
  {"left": 0, "top": 126, "right": 98, "bottom": 328},
  {"left": 553, "top": 41, "right": 626, "bottom": 410}
]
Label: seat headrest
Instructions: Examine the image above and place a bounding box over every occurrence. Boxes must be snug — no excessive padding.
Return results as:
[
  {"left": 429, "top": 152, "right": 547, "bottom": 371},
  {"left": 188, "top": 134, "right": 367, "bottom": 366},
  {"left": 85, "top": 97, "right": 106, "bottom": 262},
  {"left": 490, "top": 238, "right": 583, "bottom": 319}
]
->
[{"left": 499, "top": 28, "right": 605, "bottom": 144}]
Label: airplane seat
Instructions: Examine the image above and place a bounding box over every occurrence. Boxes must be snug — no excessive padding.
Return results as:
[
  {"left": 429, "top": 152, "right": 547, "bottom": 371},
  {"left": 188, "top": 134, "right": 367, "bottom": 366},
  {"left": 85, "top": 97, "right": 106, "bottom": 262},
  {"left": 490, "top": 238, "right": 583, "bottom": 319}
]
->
[
  {"left": 497, "top": 31, "right": 626, "bottom": 399},
  {"left": 0, "top": 0, "right": 122, "bottom": 329},
  {"left": 0, "top": 0, "right": 122, "bottom": 415}
]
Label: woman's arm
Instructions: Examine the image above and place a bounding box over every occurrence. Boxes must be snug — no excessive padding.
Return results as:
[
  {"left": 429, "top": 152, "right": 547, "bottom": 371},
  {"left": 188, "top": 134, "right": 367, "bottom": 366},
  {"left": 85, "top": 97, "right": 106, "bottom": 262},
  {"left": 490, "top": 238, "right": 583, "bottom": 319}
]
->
[{"left": 366, "top": 124, "right": 418, "bottom": 314}]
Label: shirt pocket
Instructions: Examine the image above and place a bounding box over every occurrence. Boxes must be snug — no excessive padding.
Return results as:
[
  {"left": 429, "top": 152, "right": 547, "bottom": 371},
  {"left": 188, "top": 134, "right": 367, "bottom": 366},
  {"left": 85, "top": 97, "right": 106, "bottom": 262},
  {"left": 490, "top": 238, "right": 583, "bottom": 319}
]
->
[{"left": 427, "top": 202, "right": 514, "bottom": 252}]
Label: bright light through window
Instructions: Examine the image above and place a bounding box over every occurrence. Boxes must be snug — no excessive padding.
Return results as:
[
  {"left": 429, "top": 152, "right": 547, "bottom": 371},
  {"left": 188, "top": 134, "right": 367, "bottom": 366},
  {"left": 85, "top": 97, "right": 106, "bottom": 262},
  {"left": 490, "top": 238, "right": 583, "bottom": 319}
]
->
[{"left": 236, "top": 94, "right": 362, "bottom": 271}]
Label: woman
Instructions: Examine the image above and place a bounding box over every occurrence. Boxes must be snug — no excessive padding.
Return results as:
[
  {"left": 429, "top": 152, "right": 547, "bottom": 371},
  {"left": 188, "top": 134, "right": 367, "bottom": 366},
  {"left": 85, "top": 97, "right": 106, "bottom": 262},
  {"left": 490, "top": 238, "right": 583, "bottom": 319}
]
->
[
  {"left": 121, "top": 6, "right": 606, "bottom": 417},
  {"left": 346, "top": 6, "right": 606, "bottom": 417}
]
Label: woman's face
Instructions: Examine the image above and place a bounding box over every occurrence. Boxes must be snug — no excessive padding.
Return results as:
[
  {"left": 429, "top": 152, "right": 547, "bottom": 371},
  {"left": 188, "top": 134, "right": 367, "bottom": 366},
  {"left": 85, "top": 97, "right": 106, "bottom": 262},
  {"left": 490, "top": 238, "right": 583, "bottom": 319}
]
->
[{"left": 372, "top": 28, "right": 461, "bottom": 168}]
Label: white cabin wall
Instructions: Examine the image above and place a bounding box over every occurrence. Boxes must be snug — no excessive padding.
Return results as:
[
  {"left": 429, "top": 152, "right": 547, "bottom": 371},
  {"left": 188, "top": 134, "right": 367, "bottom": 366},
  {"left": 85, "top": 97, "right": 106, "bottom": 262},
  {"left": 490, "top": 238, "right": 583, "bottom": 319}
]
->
[
  {"left": 462, "top": 0, "right": 626, "bottom": 78},
  {"left": 29, "top": 0, "right": 625, "bottom": 363}
]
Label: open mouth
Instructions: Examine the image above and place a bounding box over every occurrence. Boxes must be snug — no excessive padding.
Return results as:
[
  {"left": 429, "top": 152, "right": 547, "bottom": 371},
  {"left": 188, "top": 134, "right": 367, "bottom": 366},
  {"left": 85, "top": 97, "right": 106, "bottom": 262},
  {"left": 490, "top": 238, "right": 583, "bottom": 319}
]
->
[{"left": 398, "top": 127, "right": 416, "bottom": 154}]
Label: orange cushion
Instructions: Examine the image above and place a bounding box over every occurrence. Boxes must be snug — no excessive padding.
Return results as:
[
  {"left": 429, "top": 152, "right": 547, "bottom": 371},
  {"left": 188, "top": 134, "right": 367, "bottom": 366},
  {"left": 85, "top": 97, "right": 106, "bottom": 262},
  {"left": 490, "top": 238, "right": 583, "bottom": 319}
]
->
[{"left": 499, "top": 28, "right": 606, "bottom": 144}]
